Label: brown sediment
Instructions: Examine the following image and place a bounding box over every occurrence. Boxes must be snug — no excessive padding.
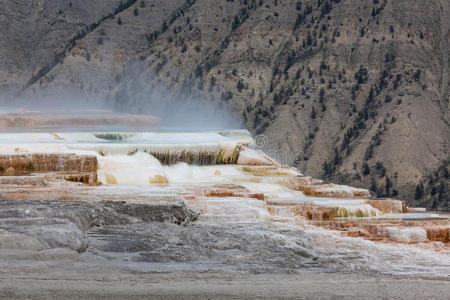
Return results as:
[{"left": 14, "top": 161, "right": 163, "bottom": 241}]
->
[
  {"left": 127, "top": 148, "right": 138, "bottom": 156},
  {"left": 295, "top": 205, "right": 339, "bottom": 220},
  {"left": 105, "top": 174, "right": 118, "bottom": 184},
  {"left": 264, "top": 184, "right": 449, "bottom": 246},
  {"left": 251, "top": 170, "right": 294, "bottom": 176},
  {"left": 266, "top": 201, "right": 339, "bottom": 220},
  {"left": 143, "top": 148, "right": 240, "bottom": 166},
  {"left": 0, "top": 112, "right": 160, "bottom": 130},
  {"left": 0, "top": 154, "right": 97, "bottom": 173},
  {"left": 275, "top": 176, "right": 312, "bottom": 189},
  {"left": 242, "top": 166, "right": 294, "bottom": 176},
  {"left": 425, "top": 226, "right": 450, "bottom": 243},
  {"left": 0, "top": 154, "right": 98, "bottom": 186},
  {"left": 307, "top": 218, "right": 450, "bottom": 247},
  {"left": 149, "top": 175, "right": 169, "bottom": 185},
  {"left": 5, "top": 167, "right": 16, "bottom": 175},
  {"left": 205, "top": 190, "right": 265, "bottom": 201},
  {"left": 215, "top": 146, "right": 241, "bottom": 165},
  {"left": 180, "top": 184, "right": 265, "bottom": 202},
  {"left": 366, "top": 199, "right": 406, "bottom": 213},
  {"left": 407, "top": 207, "right": 426, "bottom": 212},
  {"left": 242, "top": 166, "right": 278, "bottom": 172},
  {"left": 231, "top": 177, "right": 262, "bottom": 183},
  {"left": 353, "top": 189, "right": 372, "bottom": 198},
  {"left": 297, "top": 184, "right": 371, "bottom": 198},
  {"left": 51, "top": 172, "right": 98, "bottom": 185}
]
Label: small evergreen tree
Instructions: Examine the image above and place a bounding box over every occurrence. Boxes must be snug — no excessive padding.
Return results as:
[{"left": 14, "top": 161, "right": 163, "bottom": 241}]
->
[
  {"left": 232, "top": 15, "right": 240, "bottom": 30},
  {"left": 237, "top": 80, "right": 245, "bottom": 92},
  {"left": 319, "top": 88, "right": 325, "bottom": 102},
  {"left": 414, "top": 183, "right": 424, "bottom": 200},
  {"left": 362, "top": 163, "right": 370, "bottom": 176},
  {"left": 370, "top": 177, "right": 377, "bottom": 193},
  {"left": 385, "top": 176, "right": 392, "bottom": 196},
  {"left": 162, "top": 21, "right": 168, "bottom": 32}
]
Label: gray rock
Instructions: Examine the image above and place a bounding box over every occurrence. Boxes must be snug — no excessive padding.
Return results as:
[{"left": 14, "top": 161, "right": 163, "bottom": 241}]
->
[
  {"left": 0, "top": 229, "right": 47, "bottom": 251},
  {"left": 0, "top": 218, "right": 88, "bottom": 253}
]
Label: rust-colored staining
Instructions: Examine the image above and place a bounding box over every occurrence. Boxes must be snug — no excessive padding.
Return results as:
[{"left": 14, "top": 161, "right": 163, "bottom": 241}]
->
[
  {"left": 297, "top": 184, "right": 371, "bottom": 198},
  {"left": 105, "top": 174, "right": 118, "bottom": 184},
  {"left": 425, "top": 226, "right": 450, "bottom": 243},
  {"left": 293, "top": 206, "right": 339, "bottom": 220},
  {"left": 275, "top": 177, "right": 312, "bottom": 189},
  {"left": 0, "top": 154, "right": 99, "bottom": 186},
  {"left": 149, "top": 175, "right": 169, "bottom": 185},
  {"left": 242, "top": 166, "right": 293, "bottom": 176},
  {"left": 0, "top": 154, "right": 98, "bottom": 173},
  {"left": 367, "top": 199, "right": 405, "bottom": 214},
  {"left": 180, "top": 184, "right": 265, "bottom": 202},
  {"left": 231, "top": 177, "right": 262, "bottom": 183},
  {"left": 307, "top": 218, "right": 450, "bottom": 248}
]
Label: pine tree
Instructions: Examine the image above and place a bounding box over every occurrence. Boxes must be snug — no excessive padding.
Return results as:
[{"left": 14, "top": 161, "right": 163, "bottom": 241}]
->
[
  {"left": 362, "top": 163, "right": 370, "bottom": 176},
  {"left": 232, "top": 15, "right": 240, "bottom": 30},
  {"left": 306, "top": 31, "right": 312, "bottom": 46},
  {"left": 414, "top": 183, "right": 424, "bottom": 200},
  {"left": 385, "top": 176, "right": 392, "bottom": 196},
  {"left": 370, "top": 177, "right": 377, "bottom": 193},
  {"left": 162, "top": 21, "right": 168, "bottom": 32}
]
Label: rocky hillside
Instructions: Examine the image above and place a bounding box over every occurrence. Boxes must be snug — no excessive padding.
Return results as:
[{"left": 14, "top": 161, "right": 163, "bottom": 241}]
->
[{"left": 0, "top": 0, "right": 448, "bottom": 209}]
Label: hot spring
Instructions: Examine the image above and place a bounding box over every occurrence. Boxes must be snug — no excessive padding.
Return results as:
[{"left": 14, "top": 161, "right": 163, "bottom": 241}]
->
[{"left": 0, "top": 110, "right": 448, "bottom": 278}]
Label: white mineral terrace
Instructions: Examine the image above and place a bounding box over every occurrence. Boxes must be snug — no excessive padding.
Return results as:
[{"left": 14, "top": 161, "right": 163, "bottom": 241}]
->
[{"left": 0, "top": 125, "right": 449, "bottom": 277}]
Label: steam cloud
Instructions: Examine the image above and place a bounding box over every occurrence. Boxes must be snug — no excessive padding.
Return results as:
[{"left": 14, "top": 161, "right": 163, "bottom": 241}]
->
[{"left": 0, "top": 62, "right": 241, "bottom": 131}]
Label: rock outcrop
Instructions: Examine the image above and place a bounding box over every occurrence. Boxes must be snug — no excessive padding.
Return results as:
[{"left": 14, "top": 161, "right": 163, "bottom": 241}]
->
[{"left": 0, "top": 196, "right": 197, "bottom": 254}]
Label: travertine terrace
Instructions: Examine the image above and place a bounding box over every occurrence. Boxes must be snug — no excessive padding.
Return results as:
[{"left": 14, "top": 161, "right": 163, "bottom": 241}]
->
[
  {"left": 0, "top": 111, "right": 449, "bottom": 284},
  {"left": 0, "top": 111, "right": 160, "bottom": 131}
]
